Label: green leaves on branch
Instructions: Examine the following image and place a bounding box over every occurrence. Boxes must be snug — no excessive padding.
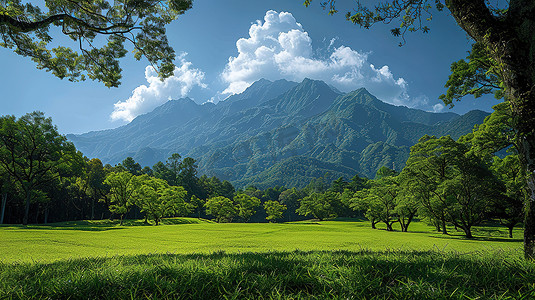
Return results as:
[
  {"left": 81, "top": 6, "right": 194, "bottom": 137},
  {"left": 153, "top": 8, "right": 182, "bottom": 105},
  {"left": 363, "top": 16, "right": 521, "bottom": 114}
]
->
[
  {"left": 0, "top": 0, "right": 193, "bottom": 87},
  {"left": 440, "top": 42, "right": 503, "bottom": 107},
  {"left": 304, "top": 0, "right": 439, "bottom": 45}
]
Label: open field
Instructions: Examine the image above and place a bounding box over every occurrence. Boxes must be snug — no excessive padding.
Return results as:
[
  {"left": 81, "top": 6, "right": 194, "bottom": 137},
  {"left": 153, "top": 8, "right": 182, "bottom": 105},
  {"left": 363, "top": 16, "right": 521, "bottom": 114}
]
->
[
  {"left": 1, "top": 219, "right": 533, "bottom": 299},
  {"left": 0, "top": 218, "right": 524, "bottom": 263}
]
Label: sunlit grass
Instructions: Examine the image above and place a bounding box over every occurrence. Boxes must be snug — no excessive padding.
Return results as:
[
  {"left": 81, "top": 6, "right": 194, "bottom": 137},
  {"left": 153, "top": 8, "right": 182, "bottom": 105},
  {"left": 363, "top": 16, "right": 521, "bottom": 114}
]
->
[
  {"left": 0, "top": 218, "right": 523, "bottom": 264},
  {"left": 0, "top": 218, "right": 530, "bottom": 299},
  {"left": 1, "top": 250, "right": 533, "bottom": 299}
]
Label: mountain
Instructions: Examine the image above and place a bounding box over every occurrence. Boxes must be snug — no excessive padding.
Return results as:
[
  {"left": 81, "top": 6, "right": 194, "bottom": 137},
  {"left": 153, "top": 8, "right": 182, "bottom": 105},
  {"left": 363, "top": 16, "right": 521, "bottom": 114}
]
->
[{"left": 68, "top": 78, "right": 488, "bottom": 188}]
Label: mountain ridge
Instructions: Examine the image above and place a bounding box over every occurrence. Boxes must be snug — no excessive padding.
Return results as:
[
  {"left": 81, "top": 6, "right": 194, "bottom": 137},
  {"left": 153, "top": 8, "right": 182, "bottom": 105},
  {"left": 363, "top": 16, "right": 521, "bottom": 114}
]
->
[{"left": 68, "top": 78, "right": 488, "bottom": 188}]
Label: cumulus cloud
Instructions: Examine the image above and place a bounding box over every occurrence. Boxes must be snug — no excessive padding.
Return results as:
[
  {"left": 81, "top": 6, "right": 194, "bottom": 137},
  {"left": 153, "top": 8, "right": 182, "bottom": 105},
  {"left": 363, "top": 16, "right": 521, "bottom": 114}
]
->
[
  {"left": 221, "top": 10, "right": 418, "bottom": 107},
  {"left": 111, "top": 54, "right": 207, "bottom": 122},
  {"left": 433, "top": 103, "right": 445, "bottom": 113}
]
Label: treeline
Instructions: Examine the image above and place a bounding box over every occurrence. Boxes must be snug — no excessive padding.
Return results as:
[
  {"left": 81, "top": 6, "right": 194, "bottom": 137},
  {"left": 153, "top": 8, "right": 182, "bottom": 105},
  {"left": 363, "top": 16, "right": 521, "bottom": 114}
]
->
[{"left": 0, "top": 103, "right": 526, "bottom": 238}]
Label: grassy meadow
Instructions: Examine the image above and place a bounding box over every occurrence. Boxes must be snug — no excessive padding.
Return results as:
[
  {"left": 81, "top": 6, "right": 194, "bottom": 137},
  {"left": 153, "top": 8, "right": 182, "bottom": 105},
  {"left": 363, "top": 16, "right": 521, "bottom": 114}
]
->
[
  {"left": 1, "top": 218, "right": 533, "bottom": 299},
  {"left": 0, "top": 218, "right": 524, "bottom": 263}
]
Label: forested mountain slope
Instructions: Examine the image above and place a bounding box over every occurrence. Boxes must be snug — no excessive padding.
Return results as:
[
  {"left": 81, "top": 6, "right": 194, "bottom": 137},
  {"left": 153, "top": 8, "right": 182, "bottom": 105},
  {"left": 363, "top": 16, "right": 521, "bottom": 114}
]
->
[{"left": 68, "top": 78, "right": 488, "bottom": 188}]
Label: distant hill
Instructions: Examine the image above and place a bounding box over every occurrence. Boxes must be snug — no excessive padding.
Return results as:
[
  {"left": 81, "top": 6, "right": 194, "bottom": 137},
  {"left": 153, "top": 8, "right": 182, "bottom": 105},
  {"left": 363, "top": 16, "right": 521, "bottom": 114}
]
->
[{"left": 68, "top": 78, "right": 488, "bottom": 188}]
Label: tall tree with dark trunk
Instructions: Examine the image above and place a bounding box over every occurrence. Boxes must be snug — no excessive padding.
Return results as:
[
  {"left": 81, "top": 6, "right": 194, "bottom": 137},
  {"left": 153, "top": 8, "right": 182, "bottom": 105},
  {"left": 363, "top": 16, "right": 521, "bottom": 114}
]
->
[
  {"left": 305, "top": 0, "right": 535, "bottom": 258},
  {"left": 0, "top": 112, "right": 82, "bottom": 225}
]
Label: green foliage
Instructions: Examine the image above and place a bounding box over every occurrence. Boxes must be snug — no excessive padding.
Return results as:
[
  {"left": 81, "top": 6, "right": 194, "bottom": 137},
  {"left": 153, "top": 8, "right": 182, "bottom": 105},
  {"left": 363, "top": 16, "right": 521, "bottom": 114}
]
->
[
  {"left": 119, "top": 157, "right": 142, "bottom": 176},
  {"left": 305, "top": 0, "right": 440, "bottom": 45},
  {"left": 0, "top": 111, "right": 83, "bottom": 225},
  {"left": 135, "top": 175, "right": 189, "bottom": 225},
  {"left": 234, "top": 193, "right": 261, "bottom": 222},
  {"left": 440, "top": 42, "right": 503, "bottom": 107},
  {"left": 490, "top": 155, "right": 525, "bottom": 238},
  {"left": 263, "top": 200, "right": 286, "bottom": 222},
  {"left": 0, "top": 0, "right": 193, "bottom": 87},
  {"left": 351, "top": 176, "right": 400, "bottom": 231},
  {"left": 204, "top": 196, "right": 236, "bottom": 223},
  {"left": 296, "top": 192, "right": 339, "bottom": 221},
  {"left": 103, "top": 171, "right": 138, "bottom": 225},
  {"left": 375, "top": 166, "right": 398, "bottom": 180},
  {"left": 278, "top": 187, "right": 306, "bottom": 221},
  {"left": 462, "top": 102, "right": 515, "bottom": 160},
  {"left": 402, "top": 134, "right": 503, "bottom": 237}
]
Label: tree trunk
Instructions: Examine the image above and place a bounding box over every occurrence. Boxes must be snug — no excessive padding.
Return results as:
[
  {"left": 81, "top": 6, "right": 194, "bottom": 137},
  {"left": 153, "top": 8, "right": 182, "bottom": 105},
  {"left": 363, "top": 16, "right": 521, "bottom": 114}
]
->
[
  {"left": 23, "top": 190, "right": 31, "bottom": 225},
  {"left": 0, "top": 193, "right": 6, "bottom": 224},
  {"left": 44, "top": 207, "right": 49, "bottom": 224},
  {"left": 371, "top": 220, "right": 377, "bottom": 229},
  {"left": 385, "top": 222, "right": 393, "bottom": 231},
  {"left": 463, "top": 226, "right": 473, "bottom": 239},
  {"left": 91, "top": 198, "right": 95, "bottom": 220},
  {"left": 508, "top": 225, "right": 514, "bottom": 239},
  {"left": 35, "top": 204, "right": 40, "bottom": 224},
  {"left": 441, "top": 218, "right": 448, "bottom": 235}
]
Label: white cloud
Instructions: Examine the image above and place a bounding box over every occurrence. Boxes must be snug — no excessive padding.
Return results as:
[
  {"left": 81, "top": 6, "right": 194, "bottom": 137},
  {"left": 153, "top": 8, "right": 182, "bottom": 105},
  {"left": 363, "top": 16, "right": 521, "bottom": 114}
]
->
[
  {"left": 433, "top": 103, "right": 445, "bottom": 112},
  {"left": 111, "top": 54, "right": 207, "bottom": 122},
  {"left": 221, "top": 10, "right": 421, "bottom": 107}
]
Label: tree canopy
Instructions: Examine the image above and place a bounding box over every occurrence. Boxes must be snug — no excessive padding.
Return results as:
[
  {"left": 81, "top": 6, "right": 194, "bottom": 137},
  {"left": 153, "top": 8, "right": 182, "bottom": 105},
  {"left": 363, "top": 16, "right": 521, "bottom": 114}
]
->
[{"left": 0, "top": 0, "right": 193, "bottom": 87}]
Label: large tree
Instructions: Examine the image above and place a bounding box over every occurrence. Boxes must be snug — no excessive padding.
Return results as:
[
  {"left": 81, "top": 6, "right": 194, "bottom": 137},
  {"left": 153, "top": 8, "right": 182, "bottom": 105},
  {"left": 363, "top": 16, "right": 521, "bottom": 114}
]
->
[
  {"left": 104, "top": 171, "right": 139, "bottom": 225},
  {"left": 0, "top": 111, "right": 82, "bottom": 225},
  {"left": 234, "top": 193, "right": 261, "bottom": 222},
  {"left": 135, "top": 175, "right": 189, "bottom": 225},
  {"left": 306, "top": 0, "right": 535, "bottom": 258},
  {"left": 0, "top": 0, "right": 192, "bottom": 87}
]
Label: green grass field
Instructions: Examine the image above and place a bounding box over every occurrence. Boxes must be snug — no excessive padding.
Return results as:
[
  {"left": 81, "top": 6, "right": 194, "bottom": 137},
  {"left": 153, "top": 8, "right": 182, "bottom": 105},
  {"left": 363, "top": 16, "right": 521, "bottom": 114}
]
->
[
  {"left": 0, "top": 218, "right": 524, "bottom": 263},
  {"left": 1, "top": 219, "right": 533, "bottom": 299}
]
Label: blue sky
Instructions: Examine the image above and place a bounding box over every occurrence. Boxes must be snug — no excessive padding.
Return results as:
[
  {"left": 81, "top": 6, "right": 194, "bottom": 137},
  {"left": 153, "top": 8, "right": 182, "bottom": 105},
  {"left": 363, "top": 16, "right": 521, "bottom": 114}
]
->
[{"left": 0, "top": 0, "right": 501, "bottom": 134}]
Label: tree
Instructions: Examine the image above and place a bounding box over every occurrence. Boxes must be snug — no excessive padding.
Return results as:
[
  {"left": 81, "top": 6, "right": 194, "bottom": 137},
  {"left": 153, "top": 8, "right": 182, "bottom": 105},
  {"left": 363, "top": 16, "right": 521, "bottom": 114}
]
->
[
  {"left": 190, "top": 195, "right": 206, "bottom": 218},
  {"left": 204, "top": 196, "right": 236, "bottom": 223},
  {"left": 440, "top": 154, "right": 502, "bottom": 238},
  {"left": 0, "top": 112, "right": 82, "bottom": 225},
  {"left": 401, "top": 135, "right": 464, "bottom": 234},
  {"left": 0, "top": 168, "right": 16, "bottom": 224},
  {"left": 177, "top": 157, "right": 199, "bottom": 195},
  {"left": 153, "top": 161, "right": 173, "bottom": 184},
  {"left": 85, "top": 158, "right": 109, "bottom": 219},
  {"left": 104, "top": 171, "right": 139, "bottom": 225},
  {"left": 351, "top": 176, "right": 400, "bottom": 231},
  {"left": 305, "top": 0, "right": 535, "bottom": 260},
  {"left": 395, "top": 189, "right": 419, "bottom": 232},
  {"left": 491, "top": 155, "right": 526, "bottom": 238},
  {"left": 234, "top": 193, "right": 261, "bottom": 222},
  {"left": 135, "top": 175, "right": 189, "bottom": 225},
  {"left": 120, "top": 157, "right": 142, "bottom": 176},
  {"left": 329, "top": 177, "right": 348, "bottom": 193},
  {"left": 296, "top": 192, "right": 338, "bottom": 221},
  {"left": 279, "top": 188, "right": 306, "bottom": 221},
  {"left": 0, "top": 0, "right": 193, "bottom": 87},
  {"left": 347, "top": 174, "right": 369, "bottom": 192},
  {"left": 264, "top": 200, "right": 287, "bottom": 222}
]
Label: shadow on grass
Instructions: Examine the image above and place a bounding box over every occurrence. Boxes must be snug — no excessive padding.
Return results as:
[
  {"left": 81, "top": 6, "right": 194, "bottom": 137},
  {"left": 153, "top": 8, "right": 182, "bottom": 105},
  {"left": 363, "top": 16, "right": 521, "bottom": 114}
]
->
[
  {"left": 2, "top": 218, "right": 211, "bottom": 231},
  {"left": 429, "top": 234, "right": 523, "bottom": 243},
  {"left": 1, "top": 249, "right": 532, "bottom": 299}
]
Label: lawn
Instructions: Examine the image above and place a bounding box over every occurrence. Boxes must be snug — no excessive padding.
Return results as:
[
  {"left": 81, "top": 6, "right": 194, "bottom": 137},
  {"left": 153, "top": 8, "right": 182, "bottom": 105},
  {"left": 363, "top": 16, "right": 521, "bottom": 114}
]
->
[
  {"left": 1, "top": 219, "right": 532, "bottom": 299},
  {"left": 0, "top": 218, "right": 524, "bottom": 263}
]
